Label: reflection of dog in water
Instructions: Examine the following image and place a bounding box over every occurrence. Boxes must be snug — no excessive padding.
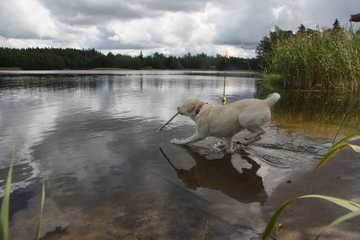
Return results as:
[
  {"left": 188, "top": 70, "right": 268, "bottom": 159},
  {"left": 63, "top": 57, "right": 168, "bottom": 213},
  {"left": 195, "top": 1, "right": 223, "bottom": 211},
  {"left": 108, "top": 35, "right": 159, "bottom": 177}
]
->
[{"left": 160, "top": 147, "right": 267, "bottom": 204}]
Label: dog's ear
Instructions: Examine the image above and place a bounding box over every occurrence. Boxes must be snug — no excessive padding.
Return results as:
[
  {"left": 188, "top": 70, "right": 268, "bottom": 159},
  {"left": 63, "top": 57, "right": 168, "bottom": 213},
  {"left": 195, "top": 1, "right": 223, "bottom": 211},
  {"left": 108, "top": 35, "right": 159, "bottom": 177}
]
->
[{"left": 187, "top": 103, "right": 195, "bottom": 113}]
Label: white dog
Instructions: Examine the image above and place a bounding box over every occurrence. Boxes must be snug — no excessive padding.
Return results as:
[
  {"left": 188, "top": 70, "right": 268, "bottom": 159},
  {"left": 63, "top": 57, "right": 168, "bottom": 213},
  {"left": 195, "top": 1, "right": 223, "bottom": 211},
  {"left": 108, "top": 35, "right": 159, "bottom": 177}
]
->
[{"left": 171, "top": 93, "right": 280, "bottom": 153}]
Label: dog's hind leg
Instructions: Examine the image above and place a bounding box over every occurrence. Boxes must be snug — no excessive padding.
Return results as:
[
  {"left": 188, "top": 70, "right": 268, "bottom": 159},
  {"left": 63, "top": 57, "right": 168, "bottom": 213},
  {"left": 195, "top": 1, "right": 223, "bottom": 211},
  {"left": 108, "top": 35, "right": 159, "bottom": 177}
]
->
[
  {"left": 243, "top": 135, "right": 262, "bottom": 145},
  {"left": 244, "top": 127, "right": 265, "bottom": 140},
  {"left": 243, "top": 127, "right": 265, "bottom": 145}
]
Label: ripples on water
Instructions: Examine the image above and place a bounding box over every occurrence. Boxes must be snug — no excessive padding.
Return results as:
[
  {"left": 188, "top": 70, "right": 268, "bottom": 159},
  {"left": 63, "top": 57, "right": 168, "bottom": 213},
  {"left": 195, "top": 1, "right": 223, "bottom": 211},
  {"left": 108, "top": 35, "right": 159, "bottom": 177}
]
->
[{"left": 0, "top": 70, "right": 359, "bottom": 239}]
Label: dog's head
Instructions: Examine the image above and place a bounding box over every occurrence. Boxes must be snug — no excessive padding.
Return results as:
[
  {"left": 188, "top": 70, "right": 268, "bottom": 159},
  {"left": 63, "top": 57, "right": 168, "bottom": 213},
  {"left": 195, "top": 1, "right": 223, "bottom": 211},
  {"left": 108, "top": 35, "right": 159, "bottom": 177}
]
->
[{"left": 177, "top": 98, "right": 205, "bottom": 120}]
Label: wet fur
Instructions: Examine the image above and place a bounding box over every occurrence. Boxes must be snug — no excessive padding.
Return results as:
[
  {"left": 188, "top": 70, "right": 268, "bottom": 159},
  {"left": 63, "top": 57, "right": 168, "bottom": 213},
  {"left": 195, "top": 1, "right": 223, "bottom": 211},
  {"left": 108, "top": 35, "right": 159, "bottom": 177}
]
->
[{"left": 171, "top": 93, "right": 280, "bottom": 153}]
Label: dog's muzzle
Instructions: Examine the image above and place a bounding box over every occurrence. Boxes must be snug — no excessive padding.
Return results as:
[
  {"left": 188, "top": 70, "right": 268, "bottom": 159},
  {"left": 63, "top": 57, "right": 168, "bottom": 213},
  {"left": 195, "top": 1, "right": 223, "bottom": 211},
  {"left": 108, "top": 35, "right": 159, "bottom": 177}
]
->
[{"left": 177, "top": 107, "right": 184, "bottom": 115}]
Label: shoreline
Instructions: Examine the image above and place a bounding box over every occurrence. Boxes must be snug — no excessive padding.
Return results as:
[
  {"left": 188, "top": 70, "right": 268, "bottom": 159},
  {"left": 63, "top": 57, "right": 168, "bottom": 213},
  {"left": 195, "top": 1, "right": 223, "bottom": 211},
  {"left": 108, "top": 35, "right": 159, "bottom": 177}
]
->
[
  {"left": 0, "top": 69, "right": 261, "bottom": 78},
  {"left": 261, "top": 138, "right": 360, "bottom": 239}
]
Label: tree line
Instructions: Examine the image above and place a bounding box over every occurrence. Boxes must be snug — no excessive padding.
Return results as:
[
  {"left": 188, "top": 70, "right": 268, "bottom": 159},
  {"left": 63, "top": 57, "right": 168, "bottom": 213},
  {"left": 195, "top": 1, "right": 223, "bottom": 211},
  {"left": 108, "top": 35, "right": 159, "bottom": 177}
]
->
[
  {"left": 1, "top": 17, "right": 358, "bottom": 90},
  {"left": 0, "top": 47, "right": 260, "bottom": 71}
]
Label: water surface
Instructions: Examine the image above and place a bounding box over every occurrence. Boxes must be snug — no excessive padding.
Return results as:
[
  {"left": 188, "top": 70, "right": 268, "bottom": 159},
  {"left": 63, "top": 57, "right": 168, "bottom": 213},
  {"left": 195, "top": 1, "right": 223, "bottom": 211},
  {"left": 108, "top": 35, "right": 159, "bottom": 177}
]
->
[{"left": 0, "top": 70, "right": 359, "bottom": 239}]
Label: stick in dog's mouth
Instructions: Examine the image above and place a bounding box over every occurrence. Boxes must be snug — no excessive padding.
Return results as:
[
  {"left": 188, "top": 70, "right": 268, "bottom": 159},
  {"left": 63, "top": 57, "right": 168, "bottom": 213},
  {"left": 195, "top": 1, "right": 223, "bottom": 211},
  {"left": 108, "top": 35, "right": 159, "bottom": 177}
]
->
[{"left": 158, "top": 112, "right": 179, "bottom": 132}]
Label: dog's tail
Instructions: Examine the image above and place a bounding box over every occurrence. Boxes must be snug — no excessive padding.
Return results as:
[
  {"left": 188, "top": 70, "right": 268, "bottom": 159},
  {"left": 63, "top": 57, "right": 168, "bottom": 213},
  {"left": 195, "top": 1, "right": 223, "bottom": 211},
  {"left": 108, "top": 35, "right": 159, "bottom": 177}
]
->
[{"left": 265, "top": 93, "right": 280, "bottom": 107}]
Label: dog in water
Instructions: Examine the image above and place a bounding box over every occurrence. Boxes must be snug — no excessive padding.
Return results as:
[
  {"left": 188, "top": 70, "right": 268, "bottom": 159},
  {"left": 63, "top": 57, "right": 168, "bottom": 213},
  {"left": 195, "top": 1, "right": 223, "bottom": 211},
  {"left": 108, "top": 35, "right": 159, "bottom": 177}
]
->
[{"left": 171, "top": 93, "right": 280, "bottom": 153}]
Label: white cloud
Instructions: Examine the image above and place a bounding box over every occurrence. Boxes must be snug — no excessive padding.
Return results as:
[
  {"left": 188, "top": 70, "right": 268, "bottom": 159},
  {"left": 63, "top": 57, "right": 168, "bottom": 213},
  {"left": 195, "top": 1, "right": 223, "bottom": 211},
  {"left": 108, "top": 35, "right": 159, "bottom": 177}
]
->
[
  {"left": 0, "top": 0, "right": 359, "bottom": 58},
  {"left": 0, "top": 0, "right": 57, "bottom": 39},
  {"left": 271, "top": 6, "right": 285, "bottom": 19}
]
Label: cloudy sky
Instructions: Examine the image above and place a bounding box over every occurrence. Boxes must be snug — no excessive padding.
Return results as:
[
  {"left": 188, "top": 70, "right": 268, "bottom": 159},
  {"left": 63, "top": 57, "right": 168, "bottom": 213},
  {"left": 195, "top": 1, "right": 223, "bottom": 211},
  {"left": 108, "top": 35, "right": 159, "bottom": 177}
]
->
[{"left": 0, "top": 0, "right": 359, "bottom": 58}]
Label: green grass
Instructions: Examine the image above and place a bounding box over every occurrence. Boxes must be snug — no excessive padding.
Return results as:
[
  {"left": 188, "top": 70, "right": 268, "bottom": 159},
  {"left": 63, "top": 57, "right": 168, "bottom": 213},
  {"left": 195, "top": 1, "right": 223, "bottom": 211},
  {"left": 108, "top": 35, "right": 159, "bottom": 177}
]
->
[
  {"left": 0, "top": 154, "right": 13, "bottom": 240},
  {"left": 312, "top": 132, "right": 360, "bottom": 173},
  {"left": 0, "top": 144, "right": 45, "bottom": 240},
  {"left": 263, "top": 26, "right": 360, "bottom": 91}
]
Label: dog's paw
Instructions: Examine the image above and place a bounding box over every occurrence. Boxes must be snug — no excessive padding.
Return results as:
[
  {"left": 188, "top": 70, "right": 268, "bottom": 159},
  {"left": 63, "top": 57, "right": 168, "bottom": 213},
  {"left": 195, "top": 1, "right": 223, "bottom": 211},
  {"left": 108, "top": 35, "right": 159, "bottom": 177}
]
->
[
  {"left": 225, "top": 148, "right": 235, "bottom": 155},
  {"left": 171, "top": 138, "right": 183, "bottom": 144},
  {"left": 244, "top": 134, "right": 253, "bottom": 140}
]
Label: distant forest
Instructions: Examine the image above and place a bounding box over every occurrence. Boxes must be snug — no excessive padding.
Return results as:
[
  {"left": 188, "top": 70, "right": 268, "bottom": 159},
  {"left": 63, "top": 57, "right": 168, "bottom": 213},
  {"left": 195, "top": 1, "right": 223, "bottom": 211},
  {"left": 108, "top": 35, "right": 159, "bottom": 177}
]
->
[{"left": 0, "top": 47, "right": 261, "bottom": 71}]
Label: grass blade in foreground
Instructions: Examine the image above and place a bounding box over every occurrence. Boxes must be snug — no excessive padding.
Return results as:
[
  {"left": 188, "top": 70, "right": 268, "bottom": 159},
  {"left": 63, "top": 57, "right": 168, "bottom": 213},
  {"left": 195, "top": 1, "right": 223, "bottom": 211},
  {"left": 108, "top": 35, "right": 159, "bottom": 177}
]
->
[
  {"left": 0, "top": 144, "right": 16, "bottom": 240},
  {"left": 0, "top": 164, "right": 13, "bottom": 240},
  {"left": 313, "top": 132, "right": 360, "bottom": 173},
  {"left": 34, "top": 181, "right": 45, "bottom": 240},
  {"left": 312, "top": 143, "right": 360, "bottom": 173},
  {"left": 331, "top": 132, "right": 360, "bottom": 149},
  {"left": 315, "top": 209, "right": 360, "bottom": 240},
  {"left": 262, "top": 194, "right": 360, "bottom": 240}
]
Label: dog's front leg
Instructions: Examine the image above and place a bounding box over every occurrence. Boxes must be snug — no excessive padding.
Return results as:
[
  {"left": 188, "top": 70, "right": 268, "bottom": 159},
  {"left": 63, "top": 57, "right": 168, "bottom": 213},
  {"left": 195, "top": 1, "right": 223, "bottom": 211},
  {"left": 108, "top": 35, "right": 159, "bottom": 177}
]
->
[
  {"left": 224, "top": 138, "right": 234, "bottom": 154},
  {"left": 171, "top": 133, "right": 202, "bottom": 145}
]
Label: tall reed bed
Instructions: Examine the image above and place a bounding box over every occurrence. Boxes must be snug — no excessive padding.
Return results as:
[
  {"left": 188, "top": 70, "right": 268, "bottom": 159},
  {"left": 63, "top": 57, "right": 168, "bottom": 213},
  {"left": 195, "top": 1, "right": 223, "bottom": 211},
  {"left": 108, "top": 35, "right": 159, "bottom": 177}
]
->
[{"left": 263, "top": 27, "right": 360, "bottom": 91}]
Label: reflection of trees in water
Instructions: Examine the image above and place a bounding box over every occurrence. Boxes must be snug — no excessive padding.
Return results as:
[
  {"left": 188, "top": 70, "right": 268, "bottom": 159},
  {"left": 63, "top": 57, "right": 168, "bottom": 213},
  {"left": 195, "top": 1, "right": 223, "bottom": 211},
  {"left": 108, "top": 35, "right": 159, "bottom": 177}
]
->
[
  {"left": 255, "top": 84, "right": 360, "bottom": 134},
  {"left": 160, "top": 147, "right": 267, "bottom": 204},
  {"left": 0, "top": 75, "right": 103, "bottom": 91}
]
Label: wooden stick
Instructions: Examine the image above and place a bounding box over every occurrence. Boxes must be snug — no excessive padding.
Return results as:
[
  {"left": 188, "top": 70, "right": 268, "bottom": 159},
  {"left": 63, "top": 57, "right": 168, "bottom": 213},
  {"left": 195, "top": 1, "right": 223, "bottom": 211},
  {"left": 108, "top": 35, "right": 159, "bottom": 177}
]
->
[{"left": 158, "top": 112, "right": 179, "bottom": 132}]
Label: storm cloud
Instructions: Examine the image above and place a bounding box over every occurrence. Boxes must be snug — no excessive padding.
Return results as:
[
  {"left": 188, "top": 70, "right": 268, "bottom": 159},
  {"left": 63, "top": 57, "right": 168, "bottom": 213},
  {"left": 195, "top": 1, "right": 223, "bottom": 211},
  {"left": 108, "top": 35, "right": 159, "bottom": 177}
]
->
[{"left": 0, "top": 0, "right": 359, "bottom": 58}]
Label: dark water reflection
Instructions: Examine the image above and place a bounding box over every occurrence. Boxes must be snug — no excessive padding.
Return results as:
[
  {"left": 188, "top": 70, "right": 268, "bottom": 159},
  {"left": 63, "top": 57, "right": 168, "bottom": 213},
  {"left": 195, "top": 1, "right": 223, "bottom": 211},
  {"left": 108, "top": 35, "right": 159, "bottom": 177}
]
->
[
  {"left": 270, "top": 89, "right": 360, "bottom": 139},
  {"left": 161, "top": 147, "right": 267, "bottom": 204},
  {"left": 0, "top": 70, "right": 359, "bottom": 239}
]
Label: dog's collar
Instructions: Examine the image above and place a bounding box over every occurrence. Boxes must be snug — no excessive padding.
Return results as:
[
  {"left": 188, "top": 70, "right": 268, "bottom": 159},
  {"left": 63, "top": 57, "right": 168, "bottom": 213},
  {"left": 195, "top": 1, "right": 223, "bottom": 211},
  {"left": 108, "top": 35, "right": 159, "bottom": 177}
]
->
[{"left": 195, "top": 103, "right": 207, "bottom": 115}]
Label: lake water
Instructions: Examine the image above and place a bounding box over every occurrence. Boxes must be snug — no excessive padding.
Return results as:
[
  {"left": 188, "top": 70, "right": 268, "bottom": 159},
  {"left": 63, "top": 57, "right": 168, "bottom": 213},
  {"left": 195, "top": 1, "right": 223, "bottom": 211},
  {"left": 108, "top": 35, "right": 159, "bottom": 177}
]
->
[{"left": 0, "top": 70, "right": 359, "bottom": 239}]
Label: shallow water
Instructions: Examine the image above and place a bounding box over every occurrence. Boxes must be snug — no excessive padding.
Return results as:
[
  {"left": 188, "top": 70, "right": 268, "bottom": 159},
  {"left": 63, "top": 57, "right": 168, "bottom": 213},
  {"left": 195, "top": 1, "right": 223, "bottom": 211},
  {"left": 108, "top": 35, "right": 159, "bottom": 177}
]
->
[{"left": 0, "top": 70, "right": 359, "bottom": 239}]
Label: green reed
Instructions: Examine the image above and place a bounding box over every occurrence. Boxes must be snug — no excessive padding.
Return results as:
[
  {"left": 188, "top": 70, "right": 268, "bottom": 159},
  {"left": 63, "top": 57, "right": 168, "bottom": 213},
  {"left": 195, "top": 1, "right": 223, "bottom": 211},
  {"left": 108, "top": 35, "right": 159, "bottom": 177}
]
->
[
  {"left": 0, "top": 144, "right": 45, "bottom": 240},
  {"left": 263, "top": 26, "right": 360, "bottom": 91},
  {"left": 0, "top": 150, "right": 14, "bottom": 240}
]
